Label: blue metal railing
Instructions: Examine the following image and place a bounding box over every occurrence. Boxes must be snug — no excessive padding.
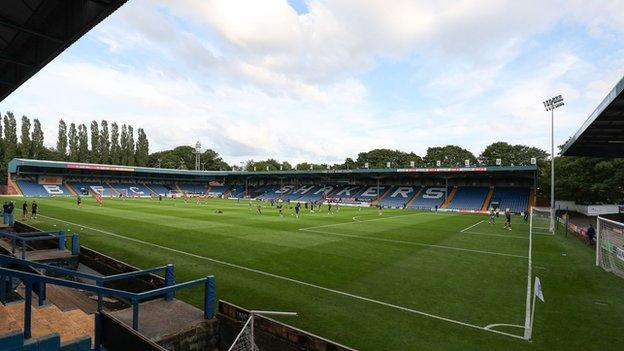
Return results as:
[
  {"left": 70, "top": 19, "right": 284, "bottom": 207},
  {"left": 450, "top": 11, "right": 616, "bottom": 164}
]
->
[
  {"left": 0, "top": 256, "right": 215, "bottom": 351},
  {"left": 0, "top": 230, "right": 79, "bottom": 258}
]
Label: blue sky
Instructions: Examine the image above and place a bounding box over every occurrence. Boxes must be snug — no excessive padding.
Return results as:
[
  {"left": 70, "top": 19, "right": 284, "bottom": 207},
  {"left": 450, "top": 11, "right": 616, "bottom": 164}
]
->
[{"left": 1, "top": 0, "right": 623, "bottom": 165}]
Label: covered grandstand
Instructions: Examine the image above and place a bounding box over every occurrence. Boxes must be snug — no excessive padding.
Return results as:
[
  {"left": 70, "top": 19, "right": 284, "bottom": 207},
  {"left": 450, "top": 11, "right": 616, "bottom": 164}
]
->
[{"left": 7, "top": 158, "right": 538, "bottom": 213}]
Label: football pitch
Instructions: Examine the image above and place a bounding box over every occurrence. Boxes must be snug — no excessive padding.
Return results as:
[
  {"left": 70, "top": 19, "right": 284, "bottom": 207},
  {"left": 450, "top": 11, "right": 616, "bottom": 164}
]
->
[{"left": 7, "top": 196, "right": 624, "bottom": 350}]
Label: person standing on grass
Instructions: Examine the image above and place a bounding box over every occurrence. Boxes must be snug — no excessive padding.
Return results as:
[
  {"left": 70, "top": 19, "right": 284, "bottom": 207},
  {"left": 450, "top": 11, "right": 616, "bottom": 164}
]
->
[
  {"left": 294, "top": 202, "right": 301, "bottom": 218},
  {"left": 488, "top": 207, "right": 496, "bottom": 224},
  {"left": 256, "top": 203, "right": 262, "bottom": 215},
  {"left": 503, "top": 208, "right": 512, "bottom": 231},
  {"left": 2, "top": 202, "right": 8, "bottom": 225},
  {"left": 31, "top": 201, "right": 38, "bottom": 220},
  {"left": 21, "top": 201, "right": 28, "bottom": 221},
  {"left": 524, "top": 210, "right": 529, "bottom": 223},
  {"left": 77, "top": 195, "right": 82, "bottom": 207},
  {"left": 586, "top": 223, "right": 596, "bottom": 246},
  {"left": 6, "top": 201, "right": 14, "bottom": 226}
]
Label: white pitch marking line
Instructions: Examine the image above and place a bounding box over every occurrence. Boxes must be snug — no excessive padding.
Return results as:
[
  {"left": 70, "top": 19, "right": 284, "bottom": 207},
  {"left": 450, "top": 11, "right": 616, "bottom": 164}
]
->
[
  {"left": 461, "top": 231, "right": 528, "bottom": 239},
  {"left": 38, "top": 214, "right": 525, "bottom": 341},
  {"left": 299, "top": 228, "right": 527, "bottom": 259},
  {"left": 485, "top": 323, "right": 525, "bottom": 330},
  {"left": 460, "top": 220, "right": 485, "bottom": 233}
]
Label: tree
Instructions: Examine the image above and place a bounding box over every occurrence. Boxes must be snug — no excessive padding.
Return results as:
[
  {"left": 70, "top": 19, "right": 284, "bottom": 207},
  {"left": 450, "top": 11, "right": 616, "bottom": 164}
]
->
[
  {"left": 135, "top": 128, "right": 149, "bottom": 166},
  {"left": 148, "top": 146, "right": 195, "bottom": 169},
  {"left": 31, "top": 119, "right": 44, "bottom": 159},
  {"left": 479, "top": 142, "right": 548, "bottom": 166},
  {"left": 99, "top": 120, "right": 110, "bottom": 164},
  {"left": 119, "top": 124, "right": 128, "bottom": 165},
  {"left": 423, "top": 145, "right": 477, "bottom": 167},
  {"left": 19, "top": 116, "right": 31, "bottom": 158},
  {"left": 3, "top": 112, "right": 18, "bottom": 164},
  {"left": 356, "top": 148, "right": 422, "bottom": 168},
  {"left": 67, "top": 123, "right": 78, "bottom": 161},
  {"left": 126, "top": 125, "right": 135, "bottom": 166},
  {"left": 90, "top": 120, "right": 100, "bottom": 163},
  {"left": 77, "top": 124, "right": 89, "bottom": 162},
  {"left": 0, "top": 116, "right": 3, "bottom": 167},
  {"left": 110, "top": 123, "right": 120, "bottom": 165},
  {"left": 56, "top": 119, "right": 67, "bottom": 159}
]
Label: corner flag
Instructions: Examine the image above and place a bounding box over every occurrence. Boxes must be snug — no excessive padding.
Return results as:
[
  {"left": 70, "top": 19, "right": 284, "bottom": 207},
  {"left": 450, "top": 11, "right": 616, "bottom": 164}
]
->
[{"left": 534, "top": 277, "right": 544, "bottom": 302}]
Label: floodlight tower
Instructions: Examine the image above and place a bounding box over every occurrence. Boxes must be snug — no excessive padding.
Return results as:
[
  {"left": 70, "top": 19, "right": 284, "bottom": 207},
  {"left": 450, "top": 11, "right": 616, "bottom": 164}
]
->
[
  {"left": 543, "top": 95, "right": 564, "bottom": 232},
  {"left": 194, "top": 141, "right": 202, "bottom": 171}
]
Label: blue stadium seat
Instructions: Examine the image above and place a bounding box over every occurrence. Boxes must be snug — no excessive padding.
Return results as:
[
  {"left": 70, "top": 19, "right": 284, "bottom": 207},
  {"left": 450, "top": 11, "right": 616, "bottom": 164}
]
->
[
  {"left": 411, "top": 186, "right": 447, "bottom": 209},
  {"left": 379, "top": 186, "right": 419, "bottom": 208},
  {"left": 17, "top": 179, "right": 70, "bottom": 197},
  {"left": 490, "top": 187, "right": 530, "bottom": 213},
  {"left": 207, "top": 185, "right": 230, "bottom": 196},
  {"left": 178, "top": 183, "right": 206, "bottom": 194},
  {"left": 295, "top": 185, "right": 335, "bottom": 202},
  {"left": 447, "top": 187, "right": 488, "bottom": 210}
]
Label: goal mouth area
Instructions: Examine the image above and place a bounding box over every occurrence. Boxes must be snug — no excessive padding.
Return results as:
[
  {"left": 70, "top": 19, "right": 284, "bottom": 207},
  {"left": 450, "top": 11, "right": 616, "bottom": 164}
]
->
[{"left": 530, "top": 207, "right": 555, "bottom": 236}]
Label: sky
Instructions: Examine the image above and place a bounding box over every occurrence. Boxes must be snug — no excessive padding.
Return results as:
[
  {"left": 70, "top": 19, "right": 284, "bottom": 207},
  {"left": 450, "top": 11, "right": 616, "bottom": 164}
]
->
[{"left": 1, "top": 0, "right": 624, "bottom": 165}]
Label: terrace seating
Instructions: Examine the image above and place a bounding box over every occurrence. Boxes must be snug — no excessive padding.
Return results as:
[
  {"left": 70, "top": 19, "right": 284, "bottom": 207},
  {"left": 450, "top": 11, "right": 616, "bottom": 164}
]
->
[
  {"left": 67, "top": 181, "right": 115, "bottom": 196},
  {"left": 327, "top": 185, "right": 365, "bottom": 200},
  {"left": 379, "top": 186, "right": 419, "bottom": 208},
  {"left": 228, "top": 186, "right": 247, "bottom": 198},
  {"left": 447, "top": 187, "right": 489, "bottom": 211},
  {"left": 280, "top": 185, "right": 317, "bottom": 201},
  {"left": 15, "top": 180, "right": 71, "bottom": 197},
  {"left": 177, "top": 183, "right": 206, "bottom": 194},
  {"left": 207, "top": 185, "right": 230, "bottom": 197},
  {"left": 256, "top": 185, "right": 294, "bottom": 200},
  {"left": 411, "top": 186, "right": 447, "bottom": 209},
  {"left": 490, "top": 187, "right": 530, "bottom": 213},
  {"left": 356, "top": 186, "right": 389, "bottom": 202},
  {"left": 145, "top": 183, "right": 171, "bottom": 196},
  {"left": 110, "top": 183, "right": 153, "bottom": 197},
  {"left": 296, "top": 185, "right": 335, "bottom": 202}
]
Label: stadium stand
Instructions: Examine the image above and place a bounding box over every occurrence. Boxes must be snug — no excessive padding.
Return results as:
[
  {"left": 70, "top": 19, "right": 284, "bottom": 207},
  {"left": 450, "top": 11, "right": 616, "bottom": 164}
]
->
[
  {"left": 328, "top": 185, "right": 365, "bottom": 200},
  {"left": 447, "top": 187, "right": 489, "bottom": 211},
  {"left": 257, "top": 185, "right": 294, "bottom": 200},
  {"left": 280, "top": 185, "right": 317, "bottom": 201},
  {"left": 379, "top": 186, "right": 419, "bottom": 208},
  {"left": 177, "top": 183, "right": 206, "bottom": 194},
  {"left": 411, "top": 186, "right": 447, "bottom": 209},
  {"left": 207, "top": 185, "right": 230, "bottom": 197},
  {"left": 111, "top": 182, "right": 154, "bottom": 197},
  {"left": 146, "top": 183, "right": 171, "bottom": 196},
  {"left": 356, "top": 186, "right": 388, "bottom": 202},
  {"left": 489, "top": 187, "right": 530, "bottom": 213},
  {"left": 67, "top": 181, "right": 116, "bottom": 196},
  {"left": 15, "top": 179, "right": 71, "bottom": 197},
  {"left": 295, "top": 185, "right": 335, "bottom": 202},
  {"left": 228, "top": 185, "right": 247, "bottom": 198}
]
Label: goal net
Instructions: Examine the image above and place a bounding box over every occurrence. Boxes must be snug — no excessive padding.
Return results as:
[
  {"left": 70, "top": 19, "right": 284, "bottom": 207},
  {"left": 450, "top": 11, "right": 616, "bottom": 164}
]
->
[
  {"left": 530, "top": 207, "right": 554, "bottom": 235},
  {"left": 228, "top": 315, "right": 258, "bottom": 351},
  {"left": 596, "top": 216, "right": 624, "bottom": 279}
]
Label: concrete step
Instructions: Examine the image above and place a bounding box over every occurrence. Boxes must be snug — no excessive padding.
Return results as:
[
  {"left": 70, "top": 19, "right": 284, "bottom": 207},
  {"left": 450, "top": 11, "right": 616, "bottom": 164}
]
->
[{"left": 0, "top": 301, "right": 93, "bottom": 344}]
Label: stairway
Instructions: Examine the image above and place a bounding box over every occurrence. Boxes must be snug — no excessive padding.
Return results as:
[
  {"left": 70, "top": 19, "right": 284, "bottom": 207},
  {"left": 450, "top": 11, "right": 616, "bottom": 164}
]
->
[
  {"left": 0, "top": 301, "right": 94, "bottom": 345},
  {"left": 440, "top": 187, "right": 457, "bottom": 209},
  {"left": 406, "top": 187, "right": 423, "bottom": 208},
  {"left": 63, "top": 181, "right": 78, "bottom": 196},
  {"left": 481, "top": 187, "right": 494, "bottom": 211},
  {"left": 371, "top": 187, "right": 393, "bottom": 206}
]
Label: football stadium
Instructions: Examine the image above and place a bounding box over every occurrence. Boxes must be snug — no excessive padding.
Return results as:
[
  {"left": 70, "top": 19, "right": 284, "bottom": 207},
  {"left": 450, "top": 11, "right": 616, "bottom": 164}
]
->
[{"left": 1, "top": 1, "right": 624, "bottom": 351}]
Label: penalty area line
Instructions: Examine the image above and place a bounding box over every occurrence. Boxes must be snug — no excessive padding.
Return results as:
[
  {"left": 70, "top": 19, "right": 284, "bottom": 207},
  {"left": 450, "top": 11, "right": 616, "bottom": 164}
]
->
[
  {"left": 300, "top": 212, "right": 423, "bottom": 231},
  {"left": 460, "top": 220, "right": 485, "bottom": 233},
  {"left": 39, "top": 214, "right": 526, "bottom": 341}
]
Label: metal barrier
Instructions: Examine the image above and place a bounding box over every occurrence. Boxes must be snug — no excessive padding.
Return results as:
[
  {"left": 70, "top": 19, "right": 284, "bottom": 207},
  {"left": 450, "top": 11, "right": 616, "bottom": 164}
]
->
[
  {"left": 0, "top": 230, "right": 79, "bottom": 258},
  {"left": 0, "top": 256, "right": 215, "bottom": 351}
]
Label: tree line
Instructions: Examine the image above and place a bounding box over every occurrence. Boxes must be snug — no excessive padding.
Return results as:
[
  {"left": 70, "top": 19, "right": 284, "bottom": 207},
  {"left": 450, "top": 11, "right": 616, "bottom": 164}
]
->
[
  {"left": 244, "top": 142, "right": 549, "bottom": 171},
  {"left": 0, "top": 112, "right": 150, "bottom": 180}
]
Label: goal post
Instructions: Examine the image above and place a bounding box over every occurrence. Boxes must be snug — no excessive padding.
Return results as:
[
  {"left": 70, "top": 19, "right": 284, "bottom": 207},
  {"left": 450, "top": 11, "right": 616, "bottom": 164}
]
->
[
  {"left": 530, "top": 207, "right": 554, "bottom": 236},
  {"left": 227, "top": 310, "right": 297, "bottom": 351},
  {"left": 596, "top": 216, "right": 624, "bottom": 279}
]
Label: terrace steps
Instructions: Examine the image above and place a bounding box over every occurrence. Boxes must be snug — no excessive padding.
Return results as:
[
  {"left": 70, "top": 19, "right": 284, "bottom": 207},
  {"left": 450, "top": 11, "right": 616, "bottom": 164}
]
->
[
  {"left": 406, "top": 187, "right": 422, "bottom": 208},
  {"left": 106, "top": 182, "right": 120, "bottom": 196},
  {"left": 63, "top": 181, "right": 78, "bottom": 196},
  {"left": 481, "top": 187, "right": 494, "bottom": 211},
  {"left": 143, "top": 182, "right": 158, "bottom": 196},
  {"left": 0, "top": 301, "right": 94, "bottom": 344},
  {"left": 440, "top": 187, "right": 457, "bottom": 209},
  {"left": 371, "top": 187, "right": 393, "bottom": 206}
]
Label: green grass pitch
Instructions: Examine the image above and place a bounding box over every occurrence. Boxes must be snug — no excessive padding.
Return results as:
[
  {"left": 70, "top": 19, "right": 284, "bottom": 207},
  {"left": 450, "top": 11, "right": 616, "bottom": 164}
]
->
[{"left": 6, "top": 196, "right": 624, "bottom": 350}]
